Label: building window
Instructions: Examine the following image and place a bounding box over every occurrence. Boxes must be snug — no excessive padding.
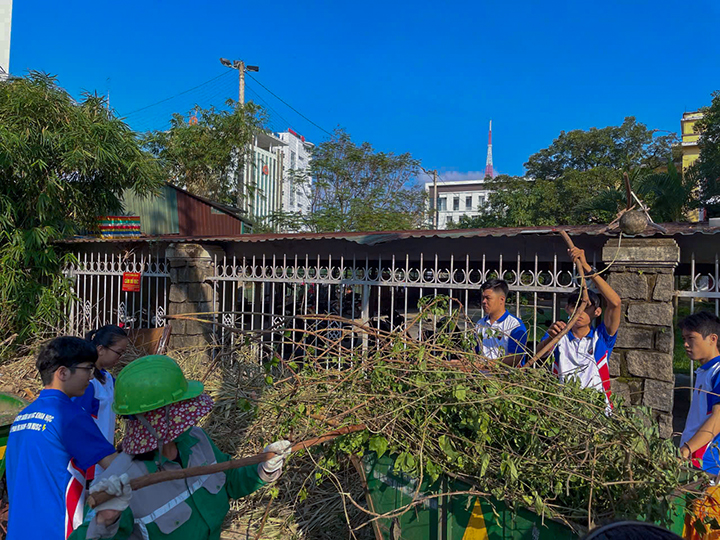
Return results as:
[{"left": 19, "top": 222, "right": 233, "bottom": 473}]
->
[
  {"left": 438, "top": 197, "right": 447, "bottom": 211},
  {"left": 453, "top": 197, "right": 460, "bottom": 211},
  {"left": 290, "top": 151, "right": 296, "bottom": 169},
  {"left": 466, "top": 196, "right": 472, "bottom": 210},
  {"left": 446, "top": 217, "right": 454, "bottom": 227}
]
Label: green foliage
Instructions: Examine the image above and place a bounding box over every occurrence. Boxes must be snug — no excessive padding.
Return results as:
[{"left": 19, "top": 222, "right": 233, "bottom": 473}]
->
[
  {"left": 249, "top": 298, "right": 693, "bottom": 531},
  {"left": 524, "top": 117, "right": 677, "bottom": 179},
  {"left": 460, "top": 118, "right": 681, "bottom": 228},
  {"left": 142, "top": 101, "right": 267, "bottom": 206},
  {"left": 269, "top": 128, "right": 426, "bottom": 232},
  {"left": 0, "top": 73, "right": 163, "bottom": 340},
  {"left": 692, "top": 90, "right": 720, "bottom": 217}
]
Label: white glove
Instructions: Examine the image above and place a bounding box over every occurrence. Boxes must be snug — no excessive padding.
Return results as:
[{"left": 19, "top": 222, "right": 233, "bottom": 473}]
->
[
  {"left": 258, "top": 440, "right": 291, "bottom": 481},
  {"left": 89, "top": 473, "right": 132, "bottom": 514}
]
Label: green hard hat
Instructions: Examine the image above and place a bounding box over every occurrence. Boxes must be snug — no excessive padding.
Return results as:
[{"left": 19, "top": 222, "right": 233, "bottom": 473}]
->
[{"left": 113, "top": 355, "right": 204, "bottom": 415}]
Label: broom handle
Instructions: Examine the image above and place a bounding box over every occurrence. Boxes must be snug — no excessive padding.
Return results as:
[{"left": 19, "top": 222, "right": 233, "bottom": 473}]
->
[{"left": 87, "top": 424, "right": 366, "bottom": 508}]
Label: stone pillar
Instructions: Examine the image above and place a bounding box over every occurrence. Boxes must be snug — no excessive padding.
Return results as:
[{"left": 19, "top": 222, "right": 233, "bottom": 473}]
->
[
  {"left": 603, "top": 238, "right": 679, "bottom": 438},
  {"left": 165, "top": 243, "right": 225, "bottom": 349}
]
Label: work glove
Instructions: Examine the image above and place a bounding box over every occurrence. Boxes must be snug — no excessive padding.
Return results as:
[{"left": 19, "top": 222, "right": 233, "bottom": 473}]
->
[
  {"left": 89, "top": 473, "right": 133, "bottom": 514},
  {"left": 258, "top": 440, "right": 291, "bottom": 482}
]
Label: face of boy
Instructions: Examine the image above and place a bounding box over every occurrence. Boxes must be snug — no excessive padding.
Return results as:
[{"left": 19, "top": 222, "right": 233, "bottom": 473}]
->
[
  {"left": 682, "top": 330, "right": 719, "bottom": 362},
  {"left": 57, "top": 362, "right": 95, "bottom": 397},
  {"left": 565, "top": 303, "right": 602, "bottom": 330},
  {"left": 482, "top": 289, "right": 505, "bottom": 317}
]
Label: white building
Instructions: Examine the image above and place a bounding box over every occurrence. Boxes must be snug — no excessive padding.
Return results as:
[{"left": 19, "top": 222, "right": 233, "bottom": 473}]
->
[
  {"left": 237, "top": 132, "right": 287, "bottom": 224},
  {"left": 425, "top": 179, "right": 493, "bottom": 229},
  {"left": 276, "top": 129, "right": 314, "bottom": 217},
  {"left": 0, "top": 0, "right": 12, "bottom": 79}
]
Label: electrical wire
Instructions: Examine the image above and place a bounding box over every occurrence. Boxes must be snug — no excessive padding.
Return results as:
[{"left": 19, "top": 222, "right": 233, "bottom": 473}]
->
[
  {"left": 244, "top": 72, "right": 332, "bottom": 136},
  {"left": 124, "top": 70, "right": 234, "bottom": 117}
]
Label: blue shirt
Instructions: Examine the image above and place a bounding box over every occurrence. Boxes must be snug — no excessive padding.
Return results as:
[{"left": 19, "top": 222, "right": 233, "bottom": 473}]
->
[
  {"left": 5, "top": 389, "right": 116, "bottom": 540},
  {"left": 476, "top": 310, "right": 528, "bottom": 362},
  {"left": 681, "top": 355, "right": 720, "bottom": 475}
]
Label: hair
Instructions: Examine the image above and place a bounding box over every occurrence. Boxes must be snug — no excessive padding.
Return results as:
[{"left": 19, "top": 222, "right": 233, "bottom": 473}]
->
[
  {"left": 85, "top": 325, "right": 128, "bottom": 383},
  {"left": 481, "top": 279, "right": 509, "bottom": 298},
  {"left": 582, "top": 521, "right": 682, "bottom": 540},
  {"left": 567, "top": 289, "right": 601, "bottom": 310},
  {"left": 36, "top": 336, "right": 98, "bottom": 386},
  {"left": 679, "top": 311, "right": 720, "bottom": 339}
]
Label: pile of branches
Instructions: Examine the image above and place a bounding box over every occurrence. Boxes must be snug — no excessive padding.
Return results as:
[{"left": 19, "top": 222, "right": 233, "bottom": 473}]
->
[{"left": 176, "top": 296, "right": 698, "bottom": 537}]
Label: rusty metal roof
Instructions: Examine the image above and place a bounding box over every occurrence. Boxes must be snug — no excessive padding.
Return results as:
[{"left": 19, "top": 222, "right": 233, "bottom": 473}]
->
[{"left": 57, "top": 222, "right": 720, "bottom": 246}]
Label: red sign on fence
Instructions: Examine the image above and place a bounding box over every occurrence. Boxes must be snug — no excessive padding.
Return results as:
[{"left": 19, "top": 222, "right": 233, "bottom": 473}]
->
[{"left": 121, "top": 272, "right": 142, "bottom": 292}]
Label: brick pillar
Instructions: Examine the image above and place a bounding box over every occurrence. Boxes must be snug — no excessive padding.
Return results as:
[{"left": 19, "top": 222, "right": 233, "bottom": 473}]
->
[
  {"left": 165, "top": 243, "right": 225, "bottom": 349},
  {"left": 603, "top": 238, "right": 679, "bottom": 438}
]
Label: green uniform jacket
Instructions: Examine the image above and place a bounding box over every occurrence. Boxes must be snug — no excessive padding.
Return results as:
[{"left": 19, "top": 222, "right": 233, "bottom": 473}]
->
[{"left": 70, "top": 427, "right": 266, "bottom": 540}]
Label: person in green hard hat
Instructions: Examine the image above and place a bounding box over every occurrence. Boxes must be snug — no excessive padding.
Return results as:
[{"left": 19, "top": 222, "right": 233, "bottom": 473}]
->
[{"left": 70, "top": 355, "right": 291, "bottom": 540}]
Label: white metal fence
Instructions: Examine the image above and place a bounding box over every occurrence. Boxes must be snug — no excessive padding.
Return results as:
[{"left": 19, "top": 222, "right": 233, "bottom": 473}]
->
[
  {"left": 207, "top": 251, "right": 599, "bottom": 361},
  {"left": 64, "top": 252, "right": 170, "bottom": 337}
]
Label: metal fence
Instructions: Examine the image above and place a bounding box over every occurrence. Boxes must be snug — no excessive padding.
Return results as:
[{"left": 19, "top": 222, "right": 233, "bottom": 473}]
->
[
  {"left": 64, "top": 252, "right": 170, "bottom": 337},
  {"left": 675, "top": 251, "right": 720, "bottom": 391},
  {"left": 207, "top": 251, "right": 599, "bottom": 361}
]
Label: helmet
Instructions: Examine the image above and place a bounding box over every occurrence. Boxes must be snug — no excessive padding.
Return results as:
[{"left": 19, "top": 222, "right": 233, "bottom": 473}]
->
[{"left": 113, "top": 355, "right": 204, "bottom": 415}]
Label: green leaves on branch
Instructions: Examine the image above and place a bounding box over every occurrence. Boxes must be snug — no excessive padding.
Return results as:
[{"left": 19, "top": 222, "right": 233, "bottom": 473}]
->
[
  {"left": 0, "top": 73, "right": 164, "bottom": 341},
  {"left": 142, "top": 102, "right": 267, "bottom": 206}
]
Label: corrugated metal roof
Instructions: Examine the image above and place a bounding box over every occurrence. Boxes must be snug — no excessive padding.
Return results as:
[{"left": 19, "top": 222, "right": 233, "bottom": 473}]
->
[
  {"left": 57, "top": 222, "right": 720, "bottom": 245},
  {"left": 122, "top": 184, "right": 180, "bottom": 235}
]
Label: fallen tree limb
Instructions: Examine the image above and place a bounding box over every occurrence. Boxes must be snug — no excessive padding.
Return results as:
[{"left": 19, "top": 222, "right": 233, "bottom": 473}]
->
[
  {"left": 526, "top": 230, "right": 590, "bottom": 366},
  {"left": 87, "top": 424, "right": 366, "bottom": 508}
]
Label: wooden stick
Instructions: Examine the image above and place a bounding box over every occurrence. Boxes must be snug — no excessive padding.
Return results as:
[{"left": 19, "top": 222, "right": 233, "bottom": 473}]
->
[
  {"left": 526, "top": 230, "right": 590, "bottom": 366},
  {"left": 87, "top": 424, "right": 366, "bottom": 508}
]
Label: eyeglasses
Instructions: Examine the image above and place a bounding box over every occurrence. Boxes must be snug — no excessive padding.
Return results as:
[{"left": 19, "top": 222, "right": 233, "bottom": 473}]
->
[
  {"left": 72, "top": 366, "right": 95, "bottom": 374},
  {"left": 107, "top": 347, "right": 126, "bottom": 356}
]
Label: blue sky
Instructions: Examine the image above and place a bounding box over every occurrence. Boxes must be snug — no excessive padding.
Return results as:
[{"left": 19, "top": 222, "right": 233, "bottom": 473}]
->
[{"left": 10, "top": 0, "right": 720, "bottom": 179}]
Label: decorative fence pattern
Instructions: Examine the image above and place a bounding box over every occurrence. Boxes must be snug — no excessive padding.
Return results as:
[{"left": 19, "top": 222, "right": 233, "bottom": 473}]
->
[
  {"left": 207, "top": 251, "right": 601, "bottom": 361},
  {"left": 64, "top": 252, "right": 170, "bottom": 337}
]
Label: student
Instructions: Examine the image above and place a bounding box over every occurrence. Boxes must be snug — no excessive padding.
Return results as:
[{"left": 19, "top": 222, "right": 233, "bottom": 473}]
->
[
  {"left": 71, "top": 355, "right": 291, "bottom": 540},
  {"left": 678, "top": 312, "right": 720, "bottom": 473},
  {"left": 536, "top": 247, "right": 621, "bottom": 407},
  {"left": 74, "top": 325, "right": 129, "bottom": 444},
  {"left": 5, "top": 337, "right": 118, "bottom": 540},
  {"left": 476, "top": 279, "right": 528, "bottom": 367}
]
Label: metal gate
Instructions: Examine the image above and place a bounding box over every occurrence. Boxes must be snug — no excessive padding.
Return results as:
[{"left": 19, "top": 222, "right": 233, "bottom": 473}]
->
[
  {"left": 208, "top": 251, "right": 596, "bottom": 361},
  {"left": 64, "top": 252, "right": 170, "bottom": 337}
]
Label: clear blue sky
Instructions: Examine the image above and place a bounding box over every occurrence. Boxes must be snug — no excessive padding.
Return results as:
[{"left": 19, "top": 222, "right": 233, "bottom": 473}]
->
[{"left": 10, "top": 0, "right": 720, "bottom": 179}]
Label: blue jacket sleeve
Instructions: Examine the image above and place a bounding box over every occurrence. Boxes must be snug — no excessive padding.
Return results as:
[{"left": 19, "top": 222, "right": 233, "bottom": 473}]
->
[
  {"left": 598, "top": 321, "right": 618, "bottom": 342},
  {"left": 64, "top": 407, "right": 115, "bottom": 470},
  {"left": 507, "top": 323, "right": 528, "bottom": 355}
]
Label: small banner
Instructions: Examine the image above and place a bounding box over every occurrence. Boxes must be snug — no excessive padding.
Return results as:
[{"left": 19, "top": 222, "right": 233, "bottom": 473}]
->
[{"left": 121, "top": 272, "right": 142, "bottom": 293}]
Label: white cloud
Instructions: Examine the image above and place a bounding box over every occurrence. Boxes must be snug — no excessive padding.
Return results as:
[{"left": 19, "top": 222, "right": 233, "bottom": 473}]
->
[{"left": 419, "top": 170, "right": 502, "bottom": 184}]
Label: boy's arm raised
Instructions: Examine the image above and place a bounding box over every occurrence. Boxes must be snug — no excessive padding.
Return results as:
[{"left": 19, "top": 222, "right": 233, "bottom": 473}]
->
[{"left": 570, "top": 247, "right": 622, "bottom": 336}]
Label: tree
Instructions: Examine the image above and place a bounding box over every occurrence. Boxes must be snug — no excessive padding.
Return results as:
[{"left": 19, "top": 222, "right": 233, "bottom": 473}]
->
[
  {"left": 460, "top": 118, "right": 679, "bottom": 228},
  {"left": 524, "top": 116, "right": 676, "bottom": 179},
  {"left": 143, "top": 102, "right": 267, "bottom": 206},
  {"left": 270, "top": 128, "right": 426, "bottom": 232},
  {"left": 691, "top": 90, "right": 720, "bottom": 217},
  {"left": 0, "top": 73, "right": 164, "bottom": 341}
]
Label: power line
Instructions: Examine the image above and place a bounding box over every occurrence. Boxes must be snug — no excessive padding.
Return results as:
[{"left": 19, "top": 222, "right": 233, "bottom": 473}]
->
[
  {"left": 245, "top": 86, "right": 293, "bottom": 132},
  {"left": 245, "top": 72, "right": 332, "bottom": 136},
  {"left": 124, "top": 71, "right": 234, "bottom": 117}
]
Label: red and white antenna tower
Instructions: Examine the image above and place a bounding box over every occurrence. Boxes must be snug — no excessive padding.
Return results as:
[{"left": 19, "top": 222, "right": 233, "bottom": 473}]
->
[{"left": 484, "top": 120, "right": 494, "bottom": 179}]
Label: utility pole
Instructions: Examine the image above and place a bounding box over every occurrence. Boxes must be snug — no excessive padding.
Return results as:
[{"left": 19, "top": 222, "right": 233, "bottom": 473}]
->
[
  {"left": 219, "top": 58, "right": 259, "bottom": 105},
  {"left": 220, "top": 58, "right": 260, "bottom": 215},
  {"left": 421, "top": 167, "right": 439, "bottom": 229},
  {"left": 433, "top": 170, "right": 438, "bottom": 229}
]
